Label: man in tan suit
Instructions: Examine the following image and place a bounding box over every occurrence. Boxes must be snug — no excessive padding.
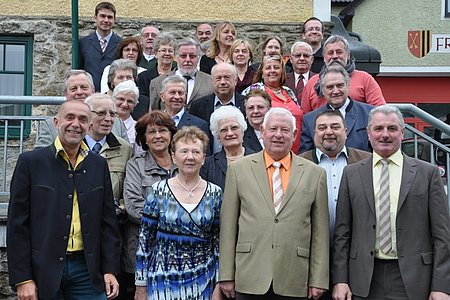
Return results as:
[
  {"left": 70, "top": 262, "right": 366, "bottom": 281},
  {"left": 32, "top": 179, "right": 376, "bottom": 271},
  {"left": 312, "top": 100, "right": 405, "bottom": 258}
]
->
[{"left": 219, "top": 107, "right": 330, "bottom": 299}]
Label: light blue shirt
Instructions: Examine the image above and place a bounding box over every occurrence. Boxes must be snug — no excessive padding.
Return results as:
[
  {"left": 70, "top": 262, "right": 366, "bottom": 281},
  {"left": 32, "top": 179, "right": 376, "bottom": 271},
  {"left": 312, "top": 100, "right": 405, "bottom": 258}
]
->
[
  {"left": 316, "top": 146, "right": 349, "bottom": 238},
  {"left": 85, "top": 134, "right": 106, "bottom": 151},
  {"left": 95, "top": 31, "right": 113, "bottom": 43}
]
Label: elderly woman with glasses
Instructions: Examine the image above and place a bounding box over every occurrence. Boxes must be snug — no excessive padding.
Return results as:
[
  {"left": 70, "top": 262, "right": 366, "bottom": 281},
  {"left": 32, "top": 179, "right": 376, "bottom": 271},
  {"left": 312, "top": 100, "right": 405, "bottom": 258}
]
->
[
  {"left": 135, "top": 126, "right": 222, "bottom": 300},
  {"left": 100, "top": 36, "right": 146, "bottom": 93},
  {"left": 242, "top": 55, "right": 303, "bottom": 153},
  {"left": 137, "top": 33, "right": 178, "bottom": 97},
  {"left": 112, "top": 80, "right": 140, "bottom": 145},
  {"left": 201, "top": 106, "right": 254, "bottom": 190},
  {"left": 122, "top": 111, "right": 178, "bottom": 300},
  {"left": 200, "top": 21, "right": 236, "bottom": 74}
]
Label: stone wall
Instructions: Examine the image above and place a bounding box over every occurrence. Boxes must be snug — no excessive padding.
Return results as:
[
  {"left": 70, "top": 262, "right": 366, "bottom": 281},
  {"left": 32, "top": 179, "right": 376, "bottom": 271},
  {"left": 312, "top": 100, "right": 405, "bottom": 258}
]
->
[{"left": 0, "top": 15, "right": 333, "bottom": 117}]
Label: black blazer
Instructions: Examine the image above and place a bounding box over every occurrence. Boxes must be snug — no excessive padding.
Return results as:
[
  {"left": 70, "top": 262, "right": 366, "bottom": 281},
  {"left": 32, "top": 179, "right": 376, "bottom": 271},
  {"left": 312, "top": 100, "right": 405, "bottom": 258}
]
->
[
  {"left": 177, "top": 111, "right": 213, "bottom": 155},
  {"left": 243, "top": 124, "right": 263, "bottom": 153},
  {"left": 189, "top": 92, "right": 246, "bottom": 123},
  {"left": 200, "top": 147, "right": 254, "bottom": 190},
  {"left": 7, "top": 145, "right": 120, "bottom": 298},
  {"left": 79, "top": 32, "right": 121, "bottom": 91}
]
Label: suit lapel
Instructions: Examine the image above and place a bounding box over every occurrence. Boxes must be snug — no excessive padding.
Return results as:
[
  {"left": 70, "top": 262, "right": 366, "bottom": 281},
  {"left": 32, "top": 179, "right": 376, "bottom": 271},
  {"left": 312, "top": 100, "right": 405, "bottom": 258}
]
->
[
  {"left": 250, "top": 153, "right": 274, "bottom": 214},
  {"left": 397, "top": 155, "right": 417, "bottom": 212},
  {"left": 278, "top": 155, "right": 304, "bottom": 213},
  {"left": 191, "top": 73, "right": 202, "bottom": 101},
  {"left": 359, "top": 158, "right": 376, "bottom": 215},
  {"left": 89, "top": 34, "right": 103, "bottom": 54}
]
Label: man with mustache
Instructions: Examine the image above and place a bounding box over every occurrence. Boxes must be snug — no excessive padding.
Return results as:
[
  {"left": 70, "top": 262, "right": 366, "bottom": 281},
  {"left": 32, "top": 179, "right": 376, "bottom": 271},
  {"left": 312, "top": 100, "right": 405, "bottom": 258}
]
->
[
  {"left": 301, "top": 35, "right": 385, "bottom": 114},
  {"left": 299, "top": 64, "right": 373, "bottom": 153},
  {"left": 332, "top": 105, "right": 450, "bottom": 300},
  {"left": 300, "top": 110, "right": 370, "bottom": 300},
  {"left": 7, "top": 100, "right": 120, "bottom": 299},
  {"left": 149, "top": 38, "right": 213, "bottom": 111}
]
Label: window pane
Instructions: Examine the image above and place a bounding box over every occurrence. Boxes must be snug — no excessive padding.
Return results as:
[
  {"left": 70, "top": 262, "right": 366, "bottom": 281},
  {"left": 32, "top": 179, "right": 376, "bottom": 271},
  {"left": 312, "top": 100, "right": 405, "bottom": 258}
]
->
[
  {"left": 0, "top": 73, "right": 24, "bottom": 95},
  {"left": 5, "top": 44, "right": 25, "bottom": 72},
  {"left": 0, "top": 44, "right": 4, "bottom": 70}
]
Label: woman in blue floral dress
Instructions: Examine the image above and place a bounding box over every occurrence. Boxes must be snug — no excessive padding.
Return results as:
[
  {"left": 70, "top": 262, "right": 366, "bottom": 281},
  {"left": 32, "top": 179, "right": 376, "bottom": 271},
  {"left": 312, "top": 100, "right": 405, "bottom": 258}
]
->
[{"left": 134, "top": 126, "right": 223, "bottom": 300}]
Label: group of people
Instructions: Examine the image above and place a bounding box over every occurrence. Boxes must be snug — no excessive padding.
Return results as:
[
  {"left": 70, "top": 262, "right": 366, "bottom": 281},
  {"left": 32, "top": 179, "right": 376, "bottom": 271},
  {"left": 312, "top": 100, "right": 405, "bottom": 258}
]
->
[{"left": 6, "top": 1, "right": 450, "bottom": 300}]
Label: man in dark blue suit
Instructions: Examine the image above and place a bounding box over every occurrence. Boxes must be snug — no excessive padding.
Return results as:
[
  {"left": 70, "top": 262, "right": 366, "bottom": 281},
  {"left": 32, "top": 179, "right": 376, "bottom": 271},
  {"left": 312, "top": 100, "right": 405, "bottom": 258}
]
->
[
  {"left": 160, "top": 75, "right": 213, "bottom": 155},
  {"left": 300, "top": 64, "right": 374, "bottom": 153},
  {"left": 7, "top": 100, "right": 120, "bottom": 299},
  {"left": 79, "top": 2, "right": 121, "bottom": 92},
  {"left": 189, "top": 63, "right": 245, "bottom": 153}
]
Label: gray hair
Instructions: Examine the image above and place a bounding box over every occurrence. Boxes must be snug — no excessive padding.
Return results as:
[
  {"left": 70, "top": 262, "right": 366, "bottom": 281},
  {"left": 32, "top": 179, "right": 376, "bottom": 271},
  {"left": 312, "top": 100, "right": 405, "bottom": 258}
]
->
[
  {"left": 262, "top": 107, "right": 296, "bottom": 131},
  {"left": 211, "top": 62, "right": 238, "bottom": 78},
  {"left": 112, "top": 80, "right": 140, "bottom": 104},
  {"left": 290, "top": 41, "right": 313, "bottom": 54},
  {"left": 84, "top": 93, "right": 116, "bottom": 110},
  {"left": 140, "top": 25, "right": 159, "bottom": 36},
  {"left": 322, "top": 35, "right": 350, "bottom": 56},
  {"left": 161, "top": 75, "right": 187, "bottom": 93},
  {"left": 176, "top": 38, "right": 202, "bottom": 57},
  {"left": 368, "top": 105, "right": 405, "bottom": 129},
  {"left": 154, "top": 33, "right": 177, "bottom": 53},
  {"left": 319, "top": 63, "right": 350, "bottom": 90},
  {"left": 107, "top": 59, "right": 138, "bottom": 90},
  {"left": 64, "top": 69, "right": 94, "bottom": 91},
  {"left": 210, "top": 106, "right": 247, "bottom": 140}
]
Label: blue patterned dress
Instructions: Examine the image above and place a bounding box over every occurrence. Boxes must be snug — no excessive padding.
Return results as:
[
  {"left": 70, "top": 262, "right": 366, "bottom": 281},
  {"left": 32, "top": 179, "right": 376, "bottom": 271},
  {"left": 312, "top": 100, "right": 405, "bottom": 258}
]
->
[{"left": 135, "top": 179, "right": 222, "bottom": 300}]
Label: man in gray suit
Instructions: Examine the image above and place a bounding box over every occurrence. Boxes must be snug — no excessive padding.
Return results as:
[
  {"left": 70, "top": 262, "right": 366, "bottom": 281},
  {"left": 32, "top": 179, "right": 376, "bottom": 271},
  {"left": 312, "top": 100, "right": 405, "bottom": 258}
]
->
[
  {"left": 35, "top": 70, "right": 129, "bottom": 149},
  {"left": 149, "top": 38, "right": 213, "bottom": 111},
  {"left": 219, "top": 107, "right": 329, "bottom": 299},
  {"left": 332, "top": 105, "right": 450, "bottom": 300}
]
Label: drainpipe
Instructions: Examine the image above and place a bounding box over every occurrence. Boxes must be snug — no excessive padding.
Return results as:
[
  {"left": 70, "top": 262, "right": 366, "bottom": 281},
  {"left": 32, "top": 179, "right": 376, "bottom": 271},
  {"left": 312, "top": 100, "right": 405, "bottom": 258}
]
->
[{"left": 71, "top": 0, "right": 79, "bottom": 68}]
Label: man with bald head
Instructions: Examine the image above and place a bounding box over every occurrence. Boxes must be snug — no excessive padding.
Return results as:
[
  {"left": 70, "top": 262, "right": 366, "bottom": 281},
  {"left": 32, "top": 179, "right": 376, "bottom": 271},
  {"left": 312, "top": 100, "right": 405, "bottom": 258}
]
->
[
  {"left": 35, "top": 69, "right": 129, "bottom": 149},
  {"left": 8, "top": 100, "right": 120, "bottom": 299},
  {"left": 138, "top": 25, "right": 159, "bottom": 70}
]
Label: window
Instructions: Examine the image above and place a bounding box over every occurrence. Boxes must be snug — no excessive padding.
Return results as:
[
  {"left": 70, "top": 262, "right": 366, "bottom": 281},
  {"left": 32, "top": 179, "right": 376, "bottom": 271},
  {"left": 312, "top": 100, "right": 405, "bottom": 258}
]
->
[
  {"left": 445, "top": 0, "right": 450, "bottom": 18},
  {"left": 0, "top": 36, "right": 33, "bottom": 138}
]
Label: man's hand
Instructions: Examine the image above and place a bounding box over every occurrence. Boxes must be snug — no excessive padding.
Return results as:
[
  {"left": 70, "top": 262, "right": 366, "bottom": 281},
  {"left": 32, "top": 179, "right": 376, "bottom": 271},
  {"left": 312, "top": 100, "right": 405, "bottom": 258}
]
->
[
  {"left": 104, "top": 273, "right": 119, "bottom": 299},
  {"left": 219, "top": 281, "right": 235, "bottom": 299},
  {"left": 134, "top": 286, "right": 147, "bottom": 300},
  {"left": 308, "top": 287, "right": 326, "bottom": 300},
  {"left": 332, "top": 283, "right": 352, "bottom": 300},
  {"left": 211, "top": 284, "right": 223, "bottom": 300},
  {"left": 429, "top": 291, "right": 450, "bottom": 300},
  {"left": 17, "top": 281, "right": 37, "bottom": 300}
]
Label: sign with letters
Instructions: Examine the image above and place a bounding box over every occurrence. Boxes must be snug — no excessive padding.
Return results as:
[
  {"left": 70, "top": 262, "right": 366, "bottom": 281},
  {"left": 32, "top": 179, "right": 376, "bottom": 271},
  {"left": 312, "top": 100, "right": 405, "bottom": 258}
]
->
[{"left": 408, "top": 30, "right": 450, "bottom": 58}]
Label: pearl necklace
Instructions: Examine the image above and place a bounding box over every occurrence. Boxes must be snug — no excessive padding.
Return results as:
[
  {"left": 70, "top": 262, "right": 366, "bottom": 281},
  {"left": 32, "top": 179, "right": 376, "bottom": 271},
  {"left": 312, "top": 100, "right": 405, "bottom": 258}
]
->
[{"left": 176, "top": 176, "right": 202, "bottom": 198}]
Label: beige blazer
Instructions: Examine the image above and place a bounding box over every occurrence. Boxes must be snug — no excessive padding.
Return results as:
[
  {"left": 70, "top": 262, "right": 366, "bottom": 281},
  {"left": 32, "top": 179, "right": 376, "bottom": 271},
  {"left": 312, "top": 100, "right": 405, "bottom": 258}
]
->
[{"left": 219, "top": 152, "right": 329, "bottom": 297}]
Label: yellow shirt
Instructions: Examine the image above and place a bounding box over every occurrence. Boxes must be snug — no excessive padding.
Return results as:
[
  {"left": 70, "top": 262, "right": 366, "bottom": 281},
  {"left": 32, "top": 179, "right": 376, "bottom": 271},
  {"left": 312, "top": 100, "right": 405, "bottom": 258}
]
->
[
  {"left": 264, "top": 151, "right": 292, "bottom": 197},
  {"left": 372, "top": 149, "right": 403, "bottom": 259},
  {"left": 54, "top": 137, "right": 90, "bottom": 252}
]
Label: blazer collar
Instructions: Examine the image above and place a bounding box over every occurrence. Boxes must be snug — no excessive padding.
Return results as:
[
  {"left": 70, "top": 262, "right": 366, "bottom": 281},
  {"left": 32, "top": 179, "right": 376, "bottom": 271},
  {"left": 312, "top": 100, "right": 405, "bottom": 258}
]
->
[{"left": 397, "top": 154, "right": 417, "bottom": 212}]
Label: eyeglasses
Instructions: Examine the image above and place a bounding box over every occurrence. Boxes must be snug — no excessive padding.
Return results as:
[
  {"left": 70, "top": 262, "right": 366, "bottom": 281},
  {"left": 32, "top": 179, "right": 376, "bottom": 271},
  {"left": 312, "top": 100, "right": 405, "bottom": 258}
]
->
[
  {"left": 291, "top": 52, "right": 312, "bottom": 59},
  {"left": 304, "top": 26, "right": 322, "bottom": 33},
  {"left": 146, "top": 127, "right": 170, "bottom": 136},
  {"left": 178, "top": 54, "right": 198, "bottom": 59},
  {"left": 91, "top": 110, "right": 117, "bottom": 118},
  {"left": 219, "top": 125, "right": 241, "bottom": 135},
  {"left": 158, "top": 48, "right": 174, "bottom": 54}
]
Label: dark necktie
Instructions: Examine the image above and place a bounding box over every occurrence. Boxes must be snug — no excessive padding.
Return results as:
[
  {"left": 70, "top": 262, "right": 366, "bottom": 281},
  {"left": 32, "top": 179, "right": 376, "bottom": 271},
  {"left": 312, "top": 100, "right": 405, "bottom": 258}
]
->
[
  {"left": 92, "top": 142, "right": 102, "bottom": 155},
  {"left": 295, "top": 75, "right": 304, "bottom": 92},
  {"left": 183, "top": 75, "right": 191, "bottom": 82}
]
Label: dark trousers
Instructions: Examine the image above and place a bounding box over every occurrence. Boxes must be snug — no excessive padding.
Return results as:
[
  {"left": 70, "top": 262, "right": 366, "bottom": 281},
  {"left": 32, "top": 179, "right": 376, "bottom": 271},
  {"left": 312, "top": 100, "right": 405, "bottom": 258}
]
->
[
  {"left": 236, "top": 285, "right": 307, "bottom": 300},
  {"left": 45, "top": 251, "right": 106, "bottom": 300},
  {"left": 353, "top": 259, "right": 408, "bottom": 300},
  {"left": 116, "top": 272, "right": 135, "bottom": 300}
]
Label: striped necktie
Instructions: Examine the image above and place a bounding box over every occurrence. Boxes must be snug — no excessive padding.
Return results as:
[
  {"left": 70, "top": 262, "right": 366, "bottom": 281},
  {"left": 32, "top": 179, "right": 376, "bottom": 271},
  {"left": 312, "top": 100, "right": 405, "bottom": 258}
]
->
[
  {"left": 100, "top": 38, "right": 107, "bottom": 52},
  {"left": 379, "top": 158, "right": 392, "bottom": 253},
  {"left": 272, "top": 161, "right": 283, "bottom": 214}
]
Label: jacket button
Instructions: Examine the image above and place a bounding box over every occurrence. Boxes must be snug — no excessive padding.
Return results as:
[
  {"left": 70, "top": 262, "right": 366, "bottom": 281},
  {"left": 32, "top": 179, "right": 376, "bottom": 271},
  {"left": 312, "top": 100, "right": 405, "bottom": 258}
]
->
[
  {"left": 66, "top": 215, "right": 71, "bottom": 220},
  {"left": 274, "top": 219, "right": 279, "bottom": 223},
  {"left": 63, "top": 236, "right": 68, "bottom": 240},
  {"left": 68, "top": 194, "right": 73, "bottom": 200},
  {"left": 370, "top": 251, "right": 374, "bottom": 256},
  {"left": 59, "top": 257, "right": 64, "bottom": 262},
  {"left": 372, "top": 225, "right": 376, "bottom": 229},
  {"left": 68, "top": 174, "right": 73, "bottom": 179}
]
